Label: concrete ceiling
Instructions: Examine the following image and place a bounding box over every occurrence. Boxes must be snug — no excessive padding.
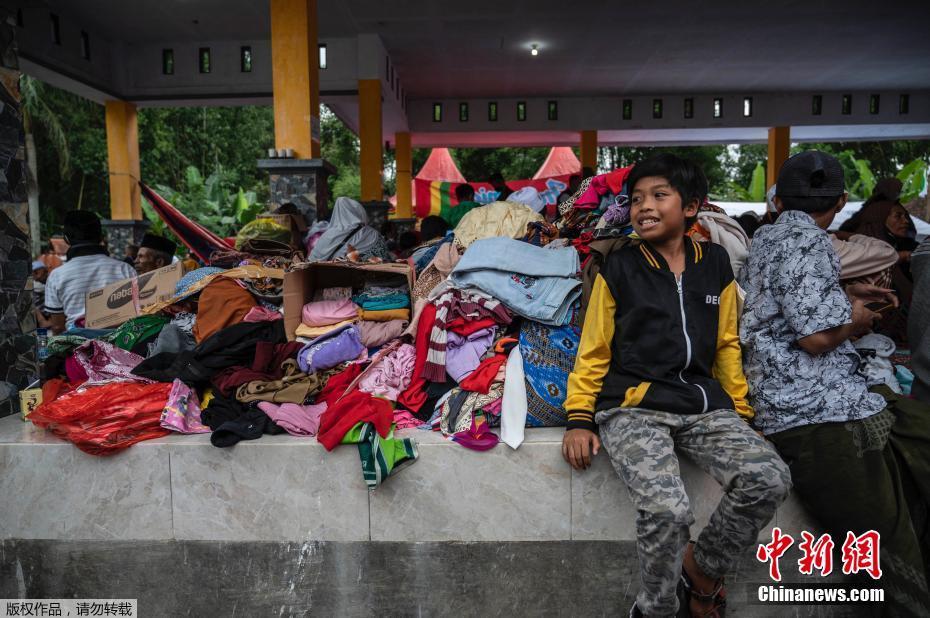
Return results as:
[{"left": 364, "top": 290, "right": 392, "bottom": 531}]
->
[{"left": 49, "top": 0, "right": 930, "bottom": 98}]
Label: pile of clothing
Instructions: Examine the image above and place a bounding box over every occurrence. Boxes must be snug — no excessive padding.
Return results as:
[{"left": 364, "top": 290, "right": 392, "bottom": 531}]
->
[{"left": 31, "top": 165, "right": 786, "bottom": 488}]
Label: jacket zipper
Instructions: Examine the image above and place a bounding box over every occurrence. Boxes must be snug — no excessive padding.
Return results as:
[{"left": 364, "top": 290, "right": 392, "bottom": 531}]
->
[{"left": 675, "top": 274, "right": 708, "bottom": 413}]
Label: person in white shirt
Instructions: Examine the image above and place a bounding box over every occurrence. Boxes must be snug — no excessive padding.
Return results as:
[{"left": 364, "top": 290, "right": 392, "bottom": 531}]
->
[{"left": 44, "top": 211, "right": 137, "bottom": 334}]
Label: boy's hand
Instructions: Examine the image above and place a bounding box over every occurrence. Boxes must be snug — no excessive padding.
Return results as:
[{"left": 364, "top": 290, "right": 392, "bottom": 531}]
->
[
  {"left": 562, "top": 429, "right": 601, "bottom": 471},
  {"left": 850, "top": 298, "right": 881, "bottom": 336},
  {"left": 845, "top": 283, "right": 898, "bottom": 308}
]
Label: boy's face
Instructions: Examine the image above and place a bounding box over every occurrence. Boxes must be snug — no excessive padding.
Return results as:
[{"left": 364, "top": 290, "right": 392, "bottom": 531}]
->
[{"left": 630, "top": 176, "right": 698, "bottom": 243}]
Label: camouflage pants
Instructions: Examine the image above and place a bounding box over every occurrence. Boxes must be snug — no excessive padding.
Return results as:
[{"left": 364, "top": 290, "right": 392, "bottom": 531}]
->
[{"left": 596, "top": 407, "right": 791, "bottom": 617}]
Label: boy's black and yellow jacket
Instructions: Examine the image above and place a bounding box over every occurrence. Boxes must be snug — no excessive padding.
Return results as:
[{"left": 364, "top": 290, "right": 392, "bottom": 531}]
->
[{"left": 565, "top": 237, "right": 752, "bottom": 432}]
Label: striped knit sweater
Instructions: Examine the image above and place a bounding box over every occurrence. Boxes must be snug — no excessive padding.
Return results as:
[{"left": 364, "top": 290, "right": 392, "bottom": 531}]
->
[{"left": 422, "top": 288, "right": 512, "bottom": 382}]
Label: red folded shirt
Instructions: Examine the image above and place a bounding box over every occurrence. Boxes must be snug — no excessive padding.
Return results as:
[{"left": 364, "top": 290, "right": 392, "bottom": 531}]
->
[
  {"left": 447, "top": 316, "right": 498, "bottom": 336},
  {"left": 317, "top": 389, "right": 393, "bottom": 451},
  {"left": 459, "top": 354, "right": 507, "bottom": 394},
  {"left": 316, "top": 362, "right": 364, "bottom": 408},
  {"left": 397, "top": 303, "right": 437, "bottom": 413}
]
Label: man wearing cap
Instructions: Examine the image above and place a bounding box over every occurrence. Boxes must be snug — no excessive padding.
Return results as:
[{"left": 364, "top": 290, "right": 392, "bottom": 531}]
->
[
  {"left": 134, "top": 233, "right": 177, "bottom": 274},
  {"left": 44, "top": 210, "right": 137, "bottom": 334},
  {"left": 740, "top": 150, "right": 930, "bottom": 615}
]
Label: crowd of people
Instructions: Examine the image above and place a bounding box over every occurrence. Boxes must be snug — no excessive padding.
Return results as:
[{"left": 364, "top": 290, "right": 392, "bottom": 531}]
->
[{"left": 24, "top": 150, "right": 930, "bottom": 617}]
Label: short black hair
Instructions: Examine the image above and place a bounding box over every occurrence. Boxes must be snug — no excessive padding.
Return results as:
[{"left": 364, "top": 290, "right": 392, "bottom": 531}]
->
[
  {"left": 63, "top": 210, "right": 102, "bottom": 243},
  {"left": 455, "top": 184, "right": 475, "bottom": 201},
  {"left": 626, "top": 154, "right": 707, "bottom": 227},
  {"left": 420, "top": 215, "right": 449, "bottom": 241},
  {"left": 736, "top": 212, "right": 761, "bottom": 238},
  {"left": 779, "top": 194, "right": 843, "bottom": 214}
]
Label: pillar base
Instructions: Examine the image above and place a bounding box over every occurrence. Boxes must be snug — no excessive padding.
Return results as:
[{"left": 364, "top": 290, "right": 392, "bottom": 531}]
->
[
  {"left": 361, "top": 200, "right": 392, "bottom": 235},
  {"left": 257, "top": 158, "right": 336, "bottom": 224},
  {"left": 389, "top": 217, "right": 417, "bottom": 237},
  {"left": 101, "top": 219, "right": 150, "bottom": 260}
]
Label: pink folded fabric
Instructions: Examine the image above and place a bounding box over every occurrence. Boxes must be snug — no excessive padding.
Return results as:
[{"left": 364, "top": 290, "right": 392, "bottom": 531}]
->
[
  {"left": 358, "top": 343, "right": 417, "bottom": 401},
  {"left": 358, "top": 319, "right": 408, "bottom": 348},
  {"left": 394, "top": 409, "right": 423, "bottom": 430},
  {"left": 301, "top": 298, "right": 360, "bottom": 327},
  {"left": 257, "top": 401, "right": 328, "bottom": 436},
  {"left": 243, "top": 306, "right": 283, "bottom": 323}
]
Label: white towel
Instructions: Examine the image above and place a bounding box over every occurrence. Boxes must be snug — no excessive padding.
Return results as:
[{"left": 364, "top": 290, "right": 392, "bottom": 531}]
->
[{"left": 501, "top": 346, "right": 528, "bottom": 449}]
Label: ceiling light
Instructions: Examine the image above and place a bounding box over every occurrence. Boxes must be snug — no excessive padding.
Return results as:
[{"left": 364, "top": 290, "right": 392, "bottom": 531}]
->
[{"left": 531, "top": 44, "right": 538, "bottom": 56}]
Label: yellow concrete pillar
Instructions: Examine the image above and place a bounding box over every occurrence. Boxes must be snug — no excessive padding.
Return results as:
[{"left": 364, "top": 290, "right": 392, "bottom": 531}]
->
[
  {"left": 270, "top": 0, "right": 320, "bottom": 158},
  {"left": 394, "top": 132, "right": 412, "bottom": 218},
  {"left": 359, "top": 79, "right": 383, "bottom": 201},
  {"left": 767, "top": 126, "right": 791, "bottom": 189},
  {"left": 580, "top": 130, "right": 598, "bottom": 172},
  {"left": 105, "top": 100, "right": 141, "bottom": 220}
]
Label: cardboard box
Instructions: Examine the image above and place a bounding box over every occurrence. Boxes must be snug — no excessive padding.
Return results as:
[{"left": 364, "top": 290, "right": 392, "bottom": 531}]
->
[
  {"left": 283, "top": 261, "right": 415, "bottom": 341},
  {"left": 19, "top": 388, "right": 42, "bottom": 421},
  {"left": 85, "top": 262, "right": 184, "bottom": 329},
  {"left": 256, "top": 213, "right": 308, "bottom": 249}
]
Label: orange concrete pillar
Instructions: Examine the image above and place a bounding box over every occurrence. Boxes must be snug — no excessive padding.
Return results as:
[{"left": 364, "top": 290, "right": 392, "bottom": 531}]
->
[
  {"left": 767, "top": 126, "right": 791, "bottom": 189},
  {"left": 105, "top": 100, "right": 141, "bottom": 220},
  {"left": 359, "top": 79, "right": 383, "bottom": 201},
  {"left": 270, "top": 0, "right": 320, "bottom": 158},
  {"left": 580, "top": 130, "right": 598, "bottom": 172},
  {"left": 394, "top": 132, "right": 412, "bottom": 218}
]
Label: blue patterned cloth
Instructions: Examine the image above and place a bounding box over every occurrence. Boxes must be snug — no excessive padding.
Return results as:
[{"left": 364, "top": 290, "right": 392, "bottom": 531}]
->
[
  {"left": 175, "top": 267, "right": 224, "bottom": 299},
  {"left": 519, "top": 302, "right": 581, "bottom": 427}
]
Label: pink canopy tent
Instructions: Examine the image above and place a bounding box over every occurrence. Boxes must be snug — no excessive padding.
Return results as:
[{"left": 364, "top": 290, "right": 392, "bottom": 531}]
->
[
  {"left": 389, "top": 148, "right": 465, "bottom": 210},
  {"left": 417, "top": 148, "right": 466, "bottom": 183},
  {"left": 533, "top": 147, "right": 581, "bottom": 179}
]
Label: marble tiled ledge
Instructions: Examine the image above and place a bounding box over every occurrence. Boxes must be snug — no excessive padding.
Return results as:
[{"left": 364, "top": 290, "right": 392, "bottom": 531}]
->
[{"left": 0, "top": 415, "right": 818, "bottom": 543}]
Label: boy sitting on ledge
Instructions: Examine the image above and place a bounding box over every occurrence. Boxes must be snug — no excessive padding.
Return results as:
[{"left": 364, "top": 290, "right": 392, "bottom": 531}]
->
[{"left": 563, "top": 154, "right": 791, "bottom": 617}]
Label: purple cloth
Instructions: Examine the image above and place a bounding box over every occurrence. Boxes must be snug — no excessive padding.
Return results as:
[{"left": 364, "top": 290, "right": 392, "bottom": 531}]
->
[
  {"left": 258, "top": 401, "right": 327, "bottom": 436},
  {"left": 72, "top": 339, "right": 152, "bottom": 385},
  {"left": 297, "top": 324, "right": 366, "bottom": 373},
  {"left": 446, "top": 327, "right": 496, "bottom": 383}
]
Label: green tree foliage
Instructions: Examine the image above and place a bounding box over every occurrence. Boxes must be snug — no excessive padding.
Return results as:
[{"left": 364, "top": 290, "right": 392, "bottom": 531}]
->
[
  {"left": 21, "top": 76, "right": 71, "bottom": 179},
  {"left": 602, "top": 145, "right": 730, "bottom": 196},
  {"left": 321, "top": 105, "right": 361, "bottom": 201},
  {"left": 142, "top": 165, "right": 262, "bottom": 245},
  {"left": 138, "top": 106, "right": 274, "bottom": 195},
  {"left": 26, "top": 78, "right": 109, "bottom": 236},
  {"left": 451, "top": 147, "right": 549, "bottom": 181}
]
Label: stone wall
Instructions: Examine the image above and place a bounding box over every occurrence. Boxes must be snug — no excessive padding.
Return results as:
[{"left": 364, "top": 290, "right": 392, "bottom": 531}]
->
[{"left": 0, "top": 12, "right": 33, "bottom": 419}]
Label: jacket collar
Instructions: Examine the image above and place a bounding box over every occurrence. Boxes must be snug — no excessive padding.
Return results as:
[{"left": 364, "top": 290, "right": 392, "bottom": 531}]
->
[{"left": 638, "top": 236, "right": 703, "bottom": 271}]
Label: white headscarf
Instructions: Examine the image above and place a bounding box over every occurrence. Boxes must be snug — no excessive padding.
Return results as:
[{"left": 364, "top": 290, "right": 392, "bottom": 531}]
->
[
  {"left": 507, "top": 186, "right": 545, "bottom": 213},
  {"left": 308, "top": 197, "right": 389, "bottom": 261},
  {"left": 765, "top": 184, "right": 778, "bottom": 214}
]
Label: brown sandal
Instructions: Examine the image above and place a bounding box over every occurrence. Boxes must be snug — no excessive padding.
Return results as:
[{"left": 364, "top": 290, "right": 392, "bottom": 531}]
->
[{"left": 679, "top": 565, "right": 726, "bottom": 617}]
